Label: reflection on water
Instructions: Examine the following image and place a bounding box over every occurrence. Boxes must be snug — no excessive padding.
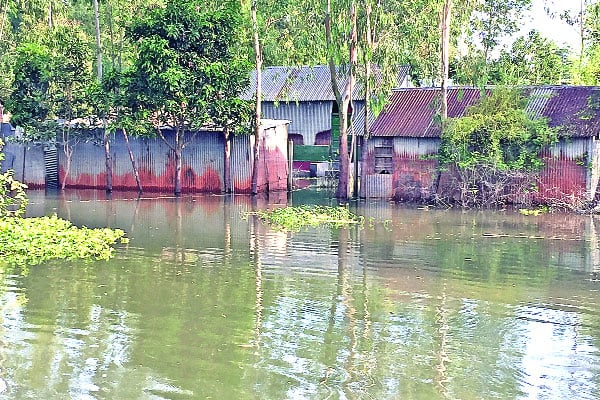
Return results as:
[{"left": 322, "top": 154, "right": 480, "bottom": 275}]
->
[{"left": 0, "top": 189, "right": 599, "bottom": 399}]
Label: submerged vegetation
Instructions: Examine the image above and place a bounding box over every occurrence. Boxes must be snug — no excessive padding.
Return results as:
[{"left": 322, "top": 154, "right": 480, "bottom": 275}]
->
[
  {"left": 0, "top": 215, "right": 127, "bottom": 267},
  {"left": 253, "top": 205, "right": 363, "bottom": 231}
]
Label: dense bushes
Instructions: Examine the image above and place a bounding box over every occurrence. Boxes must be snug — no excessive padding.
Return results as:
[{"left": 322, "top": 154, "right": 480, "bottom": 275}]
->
[{"left": 438, "top": 87, "right": 558, "bottom": 207}]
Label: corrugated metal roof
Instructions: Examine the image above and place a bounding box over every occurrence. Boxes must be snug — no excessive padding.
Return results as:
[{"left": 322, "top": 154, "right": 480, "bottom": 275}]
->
[
  {"left": 372, "top": 86, "right": 600, "bottom": 138},
  {"left": 241, "top": 65, "right": 411, "bottom": 102},
  {"left": 370, "top": 87, "right": 485, "bottom": 137},
  {"left": 541, "top": 86, "right": 600, "bottom": 137}
]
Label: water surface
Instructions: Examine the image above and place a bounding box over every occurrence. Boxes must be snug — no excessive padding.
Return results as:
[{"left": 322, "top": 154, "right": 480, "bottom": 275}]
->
[{"left": 1, "top": 189, "right": 599, "bottom": 399}]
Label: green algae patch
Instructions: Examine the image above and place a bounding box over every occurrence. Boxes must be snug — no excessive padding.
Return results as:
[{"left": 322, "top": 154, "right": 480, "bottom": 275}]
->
[
  {"left": 0, "top": 215, "right": 127, "bottom": 267},
  {"left": 253, "top": 205, "right": 363, "bottom": 231}
]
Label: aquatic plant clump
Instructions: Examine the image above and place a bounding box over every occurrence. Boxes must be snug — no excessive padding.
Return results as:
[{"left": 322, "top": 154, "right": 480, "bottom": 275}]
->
[
  {"left": 0, "top": 215, "right": 127, "bottom": 266},
  {"left": 255, "top": 205, "right": 363, "bottom": 231}
]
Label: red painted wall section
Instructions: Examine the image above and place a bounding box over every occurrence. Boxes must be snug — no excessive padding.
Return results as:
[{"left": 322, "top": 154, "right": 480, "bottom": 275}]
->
[
  {"left": 538, "top": 158, "right": 587, "bottom": 203},
  {"left": 58, "top": 122, "right": 289, "bottom": 194},
  {"left": 391, "top": 157, "right": 437, "bottom": 201},
  {"left": 249, "top": 123, "right": 289, "bottom": 193},
  {"left": 362, "top": 137, "right": 593, "bottom": 204}
]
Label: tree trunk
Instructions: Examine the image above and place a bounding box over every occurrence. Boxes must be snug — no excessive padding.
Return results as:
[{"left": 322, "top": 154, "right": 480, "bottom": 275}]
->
[
  {"left": 61, "top": 130, "right": 72, "bottom": 191},
  {"left": 435, "top": 0, "right": 452, "bottom": 198},
  {"left": 440, "top": 0, "right": 452, "bottom": 120},
  {"left": 338, "top": 106, "right": 351, "bottom": 199},
  {"left": 223, "top": 127, "right": 232, "bottom": 193},
  {"left": 251, "top": 0, "right": 262, "bottom": 195},
  {"left": 92, "top": 0, "right": 112, "bottom": 192},
  {"left": 122, "top": 128, "right": 142, "bottom": 193},
  {"left": 328, "top": 3, "right": 357, "bottom": 201},
  {"left": 174, "top": 130, "right": 183, "bottom": 196},
  {"left": 93, "top": 0, "right": 102, "bottom": 80},
  {"left": 48, "top": 0, "right": 53, "bottom": 28},
  {"left": 104, "top": 131, "right": 112, "bottom": 191},
  {"left": 580, "top": 0, "right": 585, "bottom": 68}
]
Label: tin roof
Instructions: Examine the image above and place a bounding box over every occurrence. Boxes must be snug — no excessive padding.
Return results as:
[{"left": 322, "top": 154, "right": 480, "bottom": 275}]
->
[
  {"left": 241, "top": 65, "right": 411, "bottom": 102},
  {"left": 370, "top": 87, "right": 486, "bottom": 137},
  {"left": 531, "top": 86, "right": 600, "bottom": 137},
  {"left": 371, "top": 86, "right": 600, "bottom": 138}
]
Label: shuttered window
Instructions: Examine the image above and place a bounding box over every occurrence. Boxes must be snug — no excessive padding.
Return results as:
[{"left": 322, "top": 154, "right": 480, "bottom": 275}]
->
[{"left": 374, "top": 139, "right": 393, "bottom": 174}]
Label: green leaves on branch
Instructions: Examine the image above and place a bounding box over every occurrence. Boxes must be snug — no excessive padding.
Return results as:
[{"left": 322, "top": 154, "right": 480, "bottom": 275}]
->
[
  {"left": 119, "top": 0, "right": 252, "bottom": 133},
  {"left": 440, "top": 87, "right": 558, "bottom": 172},
  {"left": 0, "top": 170, "right": 28, "bottom": 218}
]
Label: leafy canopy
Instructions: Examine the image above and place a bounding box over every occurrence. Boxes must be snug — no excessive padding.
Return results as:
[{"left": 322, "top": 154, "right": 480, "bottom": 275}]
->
[
  {"left": 119, "top": 0, "right": 252, "bottom": 134},
  {"left": 0, "top": 139, "right": 28, "bottom": 218}
]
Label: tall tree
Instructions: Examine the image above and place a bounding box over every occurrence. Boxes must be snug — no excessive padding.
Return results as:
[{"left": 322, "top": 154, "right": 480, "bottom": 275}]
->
[
  {"left": 471, "top": 0, "right": 532, "bottom": 62},
  {"left": 324, "top": 0, "right": 358, "bottom": 200},
  {"left": 250, "top": 0, "right": 262, "bottom": 195},
  {"left": 489, "top": 30, "right": 571, "bottom": 85},
  {"left": 440, "top": 0, "right": 452, "bottom": 119},
  {"left": 7, "top": 20, "right": 93, "bottom": 190},
  {"left": 122, "top": 0, "right": 251, "bottom": 195}
]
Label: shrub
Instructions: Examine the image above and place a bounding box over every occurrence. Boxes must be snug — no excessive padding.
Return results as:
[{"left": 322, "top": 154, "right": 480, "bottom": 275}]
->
[{"left": 438, "top": 87, "right": 558, "bottom": 207}]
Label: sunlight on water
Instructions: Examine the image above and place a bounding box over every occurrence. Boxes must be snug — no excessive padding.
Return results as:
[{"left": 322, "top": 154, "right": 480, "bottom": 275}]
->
[{"left": 0, "top": 190, "right": 598, "bottom": 399}]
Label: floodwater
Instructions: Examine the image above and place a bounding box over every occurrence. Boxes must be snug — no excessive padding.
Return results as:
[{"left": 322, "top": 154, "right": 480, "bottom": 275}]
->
[{"left": 1, "top": 189, "right": 600, "bottom": 400}]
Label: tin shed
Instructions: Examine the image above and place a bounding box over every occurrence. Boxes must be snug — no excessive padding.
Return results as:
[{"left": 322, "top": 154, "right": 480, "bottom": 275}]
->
[
  {"left": 363, "top": 86, "right": 600, "bottom": 204},
  {"left": 242, "top": 65, "right": 412, "bottom": 146}
]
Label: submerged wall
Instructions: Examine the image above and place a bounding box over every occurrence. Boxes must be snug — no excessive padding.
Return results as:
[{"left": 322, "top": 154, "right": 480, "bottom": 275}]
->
[
  {"left": 7, "top": 122, "right": 289, "bottom": 194},
  {"left": 361, "top": 136, "right": 597, "bottom": 205}
]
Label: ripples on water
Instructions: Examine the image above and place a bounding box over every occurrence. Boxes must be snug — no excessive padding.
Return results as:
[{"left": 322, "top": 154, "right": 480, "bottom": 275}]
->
[{"left": 0, "top": 190, "right": 599, "bottom": 399}]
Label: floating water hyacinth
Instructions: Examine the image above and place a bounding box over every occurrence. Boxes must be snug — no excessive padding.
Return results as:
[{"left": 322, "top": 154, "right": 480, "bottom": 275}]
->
[
  {"left": 253, "top": 205, "right": 363, "bottom": 231},
  {"left": 0, "top": 215, "right": 127, "bottom": 268}
]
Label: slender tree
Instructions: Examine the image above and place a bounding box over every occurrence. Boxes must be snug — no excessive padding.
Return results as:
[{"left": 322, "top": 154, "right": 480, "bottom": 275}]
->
[
  {"left": 440, "top": 0, "right": 452, "bottom": 119},
  {"left": 250, "top": 0, "right": 262, "bottom": 195}
]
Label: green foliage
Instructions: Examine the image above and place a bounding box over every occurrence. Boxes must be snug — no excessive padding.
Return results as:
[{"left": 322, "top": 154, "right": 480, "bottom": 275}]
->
[
  {"left": 119, "top": 0, "right": 252, "bottom": 133},
  {"left": 0, "top": 214, "right": 127, "bottom": 267},
  {"left": 0, "top": 170, "right": 28, "bottom": 218},
  {"left": 440, "top": 87, "right": 558, "bottom": 172},
  {"left": 253, "top": 205, "right": 363, "bottom": 231},
  {"left": 5, "top": 42, "right": 53, "bottom": 136},
  {"left": 491, "top": 30, "right": 571, "bottom": 85},
  {"left": 469, "top": 0, "right": 532, "bottom": 59},
  {"left": 6, "top": 21, "right": 93, "bottom": 144}
]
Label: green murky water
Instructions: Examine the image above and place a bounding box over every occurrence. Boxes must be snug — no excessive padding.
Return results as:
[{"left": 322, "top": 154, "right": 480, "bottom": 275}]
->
[{"left": 1, "top": 189, "right": 599, "bottom": 399}]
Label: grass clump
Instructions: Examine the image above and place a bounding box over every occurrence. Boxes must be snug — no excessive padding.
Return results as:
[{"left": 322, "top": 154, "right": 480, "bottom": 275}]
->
[
  {"left": 254, "top": 205, "right": 363, "bottom": 231},
  {"left": 0, "top": 215, "right": 127, "bottom": 267}
]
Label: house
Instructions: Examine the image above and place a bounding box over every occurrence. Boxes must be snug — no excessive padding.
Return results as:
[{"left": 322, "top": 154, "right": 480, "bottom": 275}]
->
[
  {"left": 4, "top": 119, "right": 290, "bottom": 194},
  {"left": 242, "top": 65, "right": 412, "bottom": 174},
  {"left": 362, "top": 86, "right": 600, "bottom": 204}
]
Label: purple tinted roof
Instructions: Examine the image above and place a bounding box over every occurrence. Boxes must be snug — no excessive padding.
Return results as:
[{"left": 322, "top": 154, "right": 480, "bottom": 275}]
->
[{"left": 372, "top": 86, "right": 600, "bottom": 138}]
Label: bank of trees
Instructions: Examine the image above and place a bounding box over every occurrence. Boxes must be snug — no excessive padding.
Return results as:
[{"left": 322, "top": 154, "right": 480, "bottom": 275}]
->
[{"left": 1, "top": 0, "right": 599, "bottom": 199}]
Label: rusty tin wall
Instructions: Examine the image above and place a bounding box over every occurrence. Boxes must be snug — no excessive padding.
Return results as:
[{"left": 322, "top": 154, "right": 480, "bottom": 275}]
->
[
  {"left": 5, "top": 143, "right": 46, "bottom": 188},
  {"left": 361, "top": 137, "right": 440, "bottom": 200},
  {"left": 60, "top": 131, "right": 225, "bottom": 193},
  {"left": 537, "top": 137, "right": 595, "bottom": 202},
  {"left": 262, "top": 101, "right": 332, "bottom": 145},
  {"left": 58, "top": 125, "right": 289, "bottom": 194}
]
